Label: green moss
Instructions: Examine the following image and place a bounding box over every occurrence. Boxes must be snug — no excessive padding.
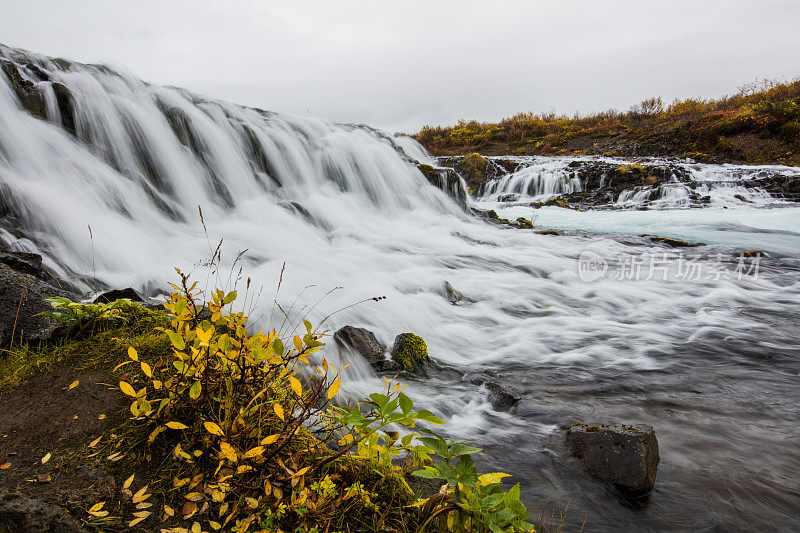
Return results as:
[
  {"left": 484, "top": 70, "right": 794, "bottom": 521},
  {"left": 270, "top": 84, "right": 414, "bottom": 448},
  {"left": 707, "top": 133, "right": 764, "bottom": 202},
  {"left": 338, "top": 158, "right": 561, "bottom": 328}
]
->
[
  {"left": 390, "top": 333, "right": 429, "bottom": 373},
  {"left": 515, "top": 217, "right": 534, "bottom": 229}
]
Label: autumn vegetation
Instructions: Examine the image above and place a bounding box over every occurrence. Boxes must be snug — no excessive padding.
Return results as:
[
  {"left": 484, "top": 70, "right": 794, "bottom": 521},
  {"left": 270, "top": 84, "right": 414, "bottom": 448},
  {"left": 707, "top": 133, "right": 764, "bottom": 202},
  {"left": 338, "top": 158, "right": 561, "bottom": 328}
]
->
[
  {"left": 413, "top": 78, "right": 800, "bottom": 166},
  {"left": 1, "top": 268, "right": 537, "bottom": 533}
]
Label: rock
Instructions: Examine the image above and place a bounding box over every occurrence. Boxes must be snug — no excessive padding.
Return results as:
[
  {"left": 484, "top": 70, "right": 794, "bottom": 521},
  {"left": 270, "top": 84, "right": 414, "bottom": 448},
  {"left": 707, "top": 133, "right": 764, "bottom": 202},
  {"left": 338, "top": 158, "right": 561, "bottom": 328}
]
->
[
  {"left": 92, "top": 287, "right": 144, "bottom": 304},
  {"left": 390, "top": 333, "right": 430, "bottom": 375},
  {"left": 0, "top": 250, "right": 44, "bottom": 278},
  {"left": 467, "top": 377, "right": 521, "bottom": 412},
  {"left": 484, "top": 381, "right": 521, "bottom": 412},
  {"left": 515, "top": 217, "right": 534, "bottom": 229},
  {"left": 0, "top": 59, "right": 46, "bottom": 121},
  {"left": 738, "top": 249, "right": 766, "bottom": 258},
  {"left": 333, "top": 326, "right": 386, "bottom": 366},
  {"left": 0, "top": 488, "right": 88, "bottom": 533},
  {"left": 565, "top": 422, "right": 660, "bottom": 499},
  {"left": 0, "top": 264, "right": 73, "bottom": 347},
  {"left": 643, "top": 235, "right": 704, "bottom": 247},
  {"left": 535, "top": 230, "right": 560, "bottom": 236},
  {"left": 416, "top": 164, "right": 468, "bottom": 209},
  {"left": 443, "top": 281, "right": 463, "bottom": 305}
]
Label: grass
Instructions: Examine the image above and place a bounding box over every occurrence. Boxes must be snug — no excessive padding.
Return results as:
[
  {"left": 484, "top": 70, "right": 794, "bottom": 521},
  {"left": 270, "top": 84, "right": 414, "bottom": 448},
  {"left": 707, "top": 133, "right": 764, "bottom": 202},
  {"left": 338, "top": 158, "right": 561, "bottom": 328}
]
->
[{"left": 413, "top": 78, "right": 800, "bottom": 166}]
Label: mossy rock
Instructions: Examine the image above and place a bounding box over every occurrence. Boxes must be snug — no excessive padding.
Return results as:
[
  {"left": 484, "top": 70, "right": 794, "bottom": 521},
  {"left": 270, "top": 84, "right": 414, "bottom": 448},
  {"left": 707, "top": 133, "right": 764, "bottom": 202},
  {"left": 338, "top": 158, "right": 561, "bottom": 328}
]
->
[{"left": 390, "top": 333, "right": 429, "bottom": 374}]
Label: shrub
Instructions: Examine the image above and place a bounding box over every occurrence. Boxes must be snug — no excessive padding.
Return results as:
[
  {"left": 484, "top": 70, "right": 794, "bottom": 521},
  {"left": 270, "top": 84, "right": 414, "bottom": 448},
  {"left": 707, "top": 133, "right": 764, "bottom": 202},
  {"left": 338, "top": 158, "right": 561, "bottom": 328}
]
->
[{"left": 78, "top": 271, "right": 534, "bottom": 532}]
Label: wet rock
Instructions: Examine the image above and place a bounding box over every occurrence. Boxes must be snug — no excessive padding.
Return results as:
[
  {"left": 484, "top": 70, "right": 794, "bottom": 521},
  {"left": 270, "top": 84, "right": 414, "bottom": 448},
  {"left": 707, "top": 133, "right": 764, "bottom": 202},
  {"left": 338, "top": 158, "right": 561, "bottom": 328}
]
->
[
  {"left": 0, "top": 249, "right": 44, "bottom": 278},
  {"left": 92, "top": 287, "right": 144, "bottom": 304},
  {"left": 484, "top": 382, "right": 521, "bottom": 412},
  {"left": 738, "top": 249, "right": 767, "bottom": 258},
  {"left": 467, "top": 377, "right": 521, "bottom": 412},
  {"left": 515, "top": 217, "right": 534, "bottom": 229},
  {"left": 535, "top": 230, "right": 560, "bottom": 236},
  {"left": 51, "top": 83, "right": 76, "bottom": 136},
  {"left": 643, "top": 235, "right": 704, "bottom": 247},
  {"left": 0, "top": 59, "right": 46, "bottom": 120},
  {"left": 0, "top": 264, "right": 73, "bottom": 347},
  {"left": 443, "top": 281, "right": 463, "bottom": 305},
  {"left": 390, "top": 333, "right": 430, "bottom": 375},
  {"left": 416, "top": 164, "right": 468, "bottom": 209},
  {"left": 0, "top": 487, "right": 88, "bottom": 533},
  {"left": 565, "top": 422, "right": 660, "bottom": 499},
  {"left": 334, "top": 325, "right": 386, "bottom": 366}
]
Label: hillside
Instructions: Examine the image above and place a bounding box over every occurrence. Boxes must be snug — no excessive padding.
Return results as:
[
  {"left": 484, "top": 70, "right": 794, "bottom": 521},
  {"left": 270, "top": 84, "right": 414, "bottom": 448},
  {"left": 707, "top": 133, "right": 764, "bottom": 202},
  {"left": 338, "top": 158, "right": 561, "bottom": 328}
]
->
[{"left": 413, "top": 79, "right": 800, "bottom": 166}]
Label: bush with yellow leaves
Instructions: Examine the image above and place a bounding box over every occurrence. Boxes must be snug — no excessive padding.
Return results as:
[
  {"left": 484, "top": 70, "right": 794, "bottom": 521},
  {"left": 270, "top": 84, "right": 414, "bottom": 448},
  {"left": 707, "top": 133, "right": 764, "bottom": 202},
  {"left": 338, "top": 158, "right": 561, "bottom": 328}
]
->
[{"left": 81, "top": 269, "right": 534, "bottom": 532}]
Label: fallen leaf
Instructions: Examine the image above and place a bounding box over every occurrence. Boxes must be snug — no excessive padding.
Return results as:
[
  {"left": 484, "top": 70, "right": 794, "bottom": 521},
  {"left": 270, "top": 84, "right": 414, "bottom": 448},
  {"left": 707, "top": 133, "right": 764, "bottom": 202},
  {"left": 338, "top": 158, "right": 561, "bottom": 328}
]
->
[
  {"left": 66, "top": 380, "right": 79, "bottom": 391},
  {"left": 0, "top": 462, "right": 10, "bottom": 469},
  {"left": 36, "top": 474, "right": 51, "bottom": 483},
  {"left": 40, "top": 452, "right": 51, "bottom": 464},
  {"left": 98, "top": 414, "right": 106, "bottom": 420}
]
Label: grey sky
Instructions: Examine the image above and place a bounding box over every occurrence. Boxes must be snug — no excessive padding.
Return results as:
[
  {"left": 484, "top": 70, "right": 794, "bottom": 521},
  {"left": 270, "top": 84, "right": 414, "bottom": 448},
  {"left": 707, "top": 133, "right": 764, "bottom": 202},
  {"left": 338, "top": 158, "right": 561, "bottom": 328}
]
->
[{"left": 2, "top": 0, "right": 799, "bottom": 133}]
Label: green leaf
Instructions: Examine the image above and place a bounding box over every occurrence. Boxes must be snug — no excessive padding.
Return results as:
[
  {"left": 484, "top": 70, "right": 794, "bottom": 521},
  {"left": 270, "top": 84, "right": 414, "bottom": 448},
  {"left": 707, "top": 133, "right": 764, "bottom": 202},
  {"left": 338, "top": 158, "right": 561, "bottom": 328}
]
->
[
  {"left": 398, "top": 393, "right": 413, "bottom": 414},
  {"left": 368, "top": 393, "right": 390, "bottom": 409},
  {"left": 272, "top": 338, "right": 284, "bottom": 356},
  {"left": 223, "top": 291, "right": 237, "bottom": 304},
  {"left": 416, "top": 410, "right": 444, "bottom": 424},
  {"left": 166, "top": 330, "right": 186, "bottom": 350},
  {"left": 303, "top": 319, "right": 312, "bottom": 333},
  {"left": 189, "top": 380, "right": 202, "bottom": 400},
  {"left": 411, "top": 468, "right": 442, "bottom": 479}
]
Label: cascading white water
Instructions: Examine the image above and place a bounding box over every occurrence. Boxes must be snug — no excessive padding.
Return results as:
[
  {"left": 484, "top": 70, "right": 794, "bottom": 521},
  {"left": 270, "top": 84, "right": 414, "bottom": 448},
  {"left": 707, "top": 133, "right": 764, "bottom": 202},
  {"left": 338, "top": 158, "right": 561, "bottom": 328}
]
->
[
  {"left": 2, "top": 45, "right": 799, "bottom": 531},
  {"left": 478, "top": 154, "right": 800, "bottom": 208}
]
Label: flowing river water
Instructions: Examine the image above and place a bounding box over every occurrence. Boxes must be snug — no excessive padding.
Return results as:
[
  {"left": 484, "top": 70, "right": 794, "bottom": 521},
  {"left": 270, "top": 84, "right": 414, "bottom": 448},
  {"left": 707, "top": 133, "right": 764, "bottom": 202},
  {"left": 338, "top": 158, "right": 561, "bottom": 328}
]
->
[{"left": 1, "top": 45, "right": 798, "bottom": 531}]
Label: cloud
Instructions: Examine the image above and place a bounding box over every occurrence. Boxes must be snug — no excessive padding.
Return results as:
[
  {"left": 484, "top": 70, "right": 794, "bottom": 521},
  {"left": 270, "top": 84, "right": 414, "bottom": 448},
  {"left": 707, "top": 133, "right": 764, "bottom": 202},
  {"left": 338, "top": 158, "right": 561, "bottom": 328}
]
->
[{"left": 2, "top": 0, "right": 799, "bottom": 132}]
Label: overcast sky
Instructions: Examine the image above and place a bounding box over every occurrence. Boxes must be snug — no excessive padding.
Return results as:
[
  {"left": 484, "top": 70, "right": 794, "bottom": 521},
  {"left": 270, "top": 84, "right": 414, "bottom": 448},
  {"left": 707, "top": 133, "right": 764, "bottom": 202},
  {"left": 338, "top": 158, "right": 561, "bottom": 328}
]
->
[{"left": 2, "top": 0, "right": 799, "bottom": 132}]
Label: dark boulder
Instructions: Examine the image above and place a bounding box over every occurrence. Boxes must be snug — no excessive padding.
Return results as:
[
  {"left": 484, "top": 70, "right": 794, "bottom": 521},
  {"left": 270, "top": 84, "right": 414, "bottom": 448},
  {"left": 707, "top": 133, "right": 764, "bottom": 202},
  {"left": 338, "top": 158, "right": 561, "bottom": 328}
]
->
[
  {"left": 390, "top": 333, "right": 430, "bottom": 375},
  {"left": 465, "top": 377, "right": 521, "bottom": 412},
  {"left": 0, "top": 250, "right": 44, "bottom": 278},
  {"left": 0, "top": 488, "right": 88, "bottom": 533},
  {"left": 566, "top": 422, "right": 660, "bottom": 499},
  {"left": 0, "top": 59, "right": 46, "bottom": 121},
  {"left": 333, "top": 325, "right": 386, "bottom": 366},
  {"left": 333, "top": 326, "right": 400, "bottom": 374},
  {"left": 92, "top": 287, "right": 144, "bottom": 304},
  {"left": 416, "top": 164, "right": 468, "bottom": 208},
  {"left": 0, "top": 264, "right": 73, "bottom": 347}
]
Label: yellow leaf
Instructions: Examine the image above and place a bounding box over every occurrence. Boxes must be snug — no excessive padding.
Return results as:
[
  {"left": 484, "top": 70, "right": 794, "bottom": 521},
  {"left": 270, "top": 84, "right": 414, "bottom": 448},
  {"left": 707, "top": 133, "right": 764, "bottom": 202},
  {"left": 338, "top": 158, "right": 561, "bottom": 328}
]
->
[
  {"left": 327, "top": 378, "right": 341, "bottom": 399},
  {"left": 128, "top": 346, "right": 138, "bottom": 361},
  {"left": 243, "top": 446, "right": 264, "bottom": 459},
  {"left": 97, "top": 414, "right": 106, "bottom": 420},
  {"left": 140, "top": 362, "right": 152, "bottom": 378},
  {"left": 293, "top": 336, "right": 303, "bottom": 352},
  {"left": 67, "top": 380, "right": 79, "bottom": 391},
  {"left": 88, "top": 502, "right": 105, "bottom": 513},
  {"left": 88, "top": 510, "right": 109, "bottom": 518},
  {"left": 209, "top": 521, "right": 222, "bottom": 530},
  {"left": 477, "top": 472, "right": 512, "bottom": 486},
  {"left": 88, "top": 436, "right": 102, "bottom": 448},
  {"left": 166, "top": 421, "right": 188, "bottom": 430},
  {"left": 293, "top": 466, "right": 310, "bottom": 478},
  {"left": 219, "top": 441, "right": 238, "bottom": 463},
  {"left": 0, "top": 462, "right": 9, "bottom": 469},
  {"left": 211, "top": 489, "right": 226, "bottom": 502},
  {"left": 204, "top": 421, "right": 224, "bottom": 437},
  {"left": 274, "top": 403, "right": 285, "bottom": 421},
  {"left": 189, "top": 380, "right": 202, "bottom": 400},
  {"left": 288, "top": 375, "right": 303, "bottom": 397},
  {"left": 245, "top": 497, "right": 259, "bottom": 509},
  {"left": 259, "top": 434, "right": 279, "bottom": 446},
  {"left": 196, "top": 327, "right": 213, "bottom": 346},
  {"left": 184, "top": 492, "right": 203, "bottom": 502},
  {"left": 119, "top": 381, "right": 136, "bottom": 397},
  {"left": 41, "top": 453, "right": 51, "bottom": 464},
  {"left": 123, "top": 474, "right": 135, "bottom": 490},
  {"left": 163, "top": 504, "right": 175, "bottom": 517},
  {"left": 128, "top": 516, "right": 146, "bottom": 527},
  {"left": 133, "top": 509, "right": 153, "bottom": 517},
  {"left": 132, "top": 485, "right": 150, "bottom": 503},
  {"left": 191, "top": 522, "right": 201, "bottom": 533}
]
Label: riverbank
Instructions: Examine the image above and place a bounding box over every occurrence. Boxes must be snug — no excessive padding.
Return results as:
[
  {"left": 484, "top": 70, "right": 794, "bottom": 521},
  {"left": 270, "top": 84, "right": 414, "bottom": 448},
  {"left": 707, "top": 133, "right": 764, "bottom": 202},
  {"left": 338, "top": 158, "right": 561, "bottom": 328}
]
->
[{"left": 413, "top": 79, "right": 800, "bottom": 167}]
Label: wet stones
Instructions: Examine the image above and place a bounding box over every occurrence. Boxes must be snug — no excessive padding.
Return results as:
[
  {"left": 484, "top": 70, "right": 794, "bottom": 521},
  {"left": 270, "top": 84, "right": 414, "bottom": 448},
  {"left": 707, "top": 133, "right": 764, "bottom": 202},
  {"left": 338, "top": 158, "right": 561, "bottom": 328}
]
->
[
  {"left": 565, "top": 422, "right": 660, "bottom": 499},
  {"left": 333, "top": 326, "right": 399, "bottom": 374},
  {"left": 390, "top": 333, "right": 430, "bottom": 375}
]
